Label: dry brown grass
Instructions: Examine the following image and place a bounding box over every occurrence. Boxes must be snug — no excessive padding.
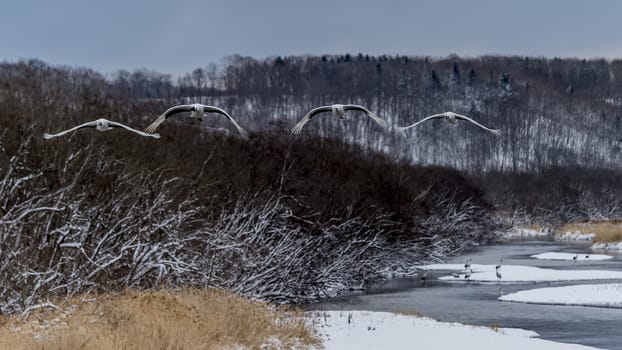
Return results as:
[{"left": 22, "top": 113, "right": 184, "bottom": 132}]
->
[
  {"left": 391, "top": 309, "right": 425, "bottom": 318},
  {"left": 0, "top": 289, "right": 320, "bottom": 350},
  {"left": 521, "top": 223, "right": 546, "bottom": 231},
  {"left": 558, "top": 219, "right": 622, "bottom": 243},
  {"left": 488, "top": 323, "right": 501, "bottom": 332}
]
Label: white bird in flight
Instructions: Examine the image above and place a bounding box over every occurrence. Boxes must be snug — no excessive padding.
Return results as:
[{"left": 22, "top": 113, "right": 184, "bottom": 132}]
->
[
  {"left": 145, "top": 103, "right": 249, "bottom": 140},
  {"left": 43, "top": 118, "right": 160, "bottom": 139},
  {"left": 397, "top": 112, "right": 501, "bottom": 135},
  {"left": 291, "top": 104, "right": 388, "bottom": 135}
]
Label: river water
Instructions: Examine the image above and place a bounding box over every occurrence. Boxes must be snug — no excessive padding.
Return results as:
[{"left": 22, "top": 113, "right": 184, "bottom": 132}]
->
[{"left": 313, "top": 240, "right": 622, "bottom": 350}]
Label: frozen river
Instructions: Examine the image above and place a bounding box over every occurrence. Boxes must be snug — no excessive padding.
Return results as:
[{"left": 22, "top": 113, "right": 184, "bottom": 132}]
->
[{"left": 314, "top": 241, "right": 622, "bottom": 349}]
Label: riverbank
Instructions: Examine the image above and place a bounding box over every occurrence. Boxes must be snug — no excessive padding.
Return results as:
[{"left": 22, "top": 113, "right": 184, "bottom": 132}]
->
[
  {"left": 500, "top": 221, "right": 622, "bottom": 251},
  {"left": 0, "top": 289, "right": 318, "bottom": 350},
  {"left": 2, "top": 286, "right": 608, "bottom": 350},
  {"left": 556, "top": 220, "right": 622, "bottom": 251}
]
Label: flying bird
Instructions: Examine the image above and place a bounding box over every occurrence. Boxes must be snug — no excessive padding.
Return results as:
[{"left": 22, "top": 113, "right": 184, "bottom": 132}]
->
[
  {"left": 291, "top": 104, "right": 387, "bottom": 135},
  {"left": 43, "top": 118, "right": 160, "bottom": 139},
  {"left": 145, "top": 103, "right": 249, "bottom": 140},
  {"left": 397, "top": 112, "right": 501, "bottom": 135}
]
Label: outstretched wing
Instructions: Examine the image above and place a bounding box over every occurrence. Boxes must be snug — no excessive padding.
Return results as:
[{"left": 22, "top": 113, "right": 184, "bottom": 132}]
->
[
  {"left": 395, "top": 114, "right": 445, "bottom": 133},
  {"left": 291, "top": 106, "right": 332, "bottom": 135},
  {"left": 144, "top": 105, "right": 193, "bottom": 134},
  {"left": 203, "top": 106, "right": 249, "bottom": 140},
  {"left": 343, "top": 104, "right": 388, "bottom": 129},
  {"left": 106, "top": 120, "right": 161, "bottom": 138},
  {"left": 43, "top": 120, "right": 99, "bottom": 139},
  {"left": 453, "top": 113, "right": 501, "bottom": 135}
]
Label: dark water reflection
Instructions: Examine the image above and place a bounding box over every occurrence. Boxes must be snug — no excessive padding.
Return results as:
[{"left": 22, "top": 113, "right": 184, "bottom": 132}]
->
[{"left": 313, "top": 241, "right": 622, "bottom": 350}]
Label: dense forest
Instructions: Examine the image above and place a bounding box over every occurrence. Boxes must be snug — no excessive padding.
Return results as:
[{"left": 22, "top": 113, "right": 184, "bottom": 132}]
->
[
  {"left": 126, "top": 54, "right": 622, "bottom": 171},
  {"left": 0, "top": 55, "right": 621, "bottom": 312},
  {"left": 5, "top": 55, "right": 621, "bottom": 171}
]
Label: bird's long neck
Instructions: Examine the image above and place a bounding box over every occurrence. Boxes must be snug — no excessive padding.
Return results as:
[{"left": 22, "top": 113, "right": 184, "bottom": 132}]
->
[
  {"left": 191, "top": 104, "right": 205, "bottom": 117},
  {"left": 96, "top": 120, "right": 109, "bottom": 131}
]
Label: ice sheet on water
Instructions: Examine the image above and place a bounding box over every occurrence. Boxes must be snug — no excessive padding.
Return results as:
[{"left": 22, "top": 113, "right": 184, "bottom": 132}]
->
[
  {"left": 530, "top": 252, "right": 612, "bottom": 261},
  {"left": 312, "top": 310, "right": 600, "bottom": 349},
  {"left": 500, "top": 283, "right": 622, "bottom": 308}
]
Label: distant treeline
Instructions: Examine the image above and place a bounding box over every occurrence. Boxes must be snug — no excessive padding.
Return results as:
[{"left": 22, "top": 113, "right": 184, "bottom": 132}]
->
[
  {"left": 2, "top": 55, "right": 621, "bottom": 172},
  {"left": 2, "top": 55, "right": 622, "bottom": 219}
]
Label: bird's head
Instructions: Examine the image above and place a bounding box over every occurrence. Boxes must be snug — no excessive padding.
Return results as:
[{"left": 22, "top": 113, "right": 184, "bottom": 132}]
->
[
  {"left": 332, "top": 104, "right": 345, "bottom": 118},
  {"left": 190, "top": 103, "right": 205, "bottom": 117}
]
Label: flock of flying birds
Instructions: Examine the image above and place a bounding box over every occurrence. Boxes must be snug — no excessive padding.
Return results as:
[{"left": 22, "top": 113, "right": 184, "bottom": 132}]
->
[{"left": 42, "top": 103, "right": 501, "bottom": 140}]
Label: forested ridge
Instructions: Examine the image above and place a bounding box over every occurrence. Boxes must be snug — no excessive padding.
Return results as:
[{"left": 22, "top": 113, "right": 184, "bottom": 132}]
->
[
  {"left": 5, "top": 54, "right": 621, "bottom": 171},
  {"left": 133, "top": 54, "right": 622, "bottom": 171}
]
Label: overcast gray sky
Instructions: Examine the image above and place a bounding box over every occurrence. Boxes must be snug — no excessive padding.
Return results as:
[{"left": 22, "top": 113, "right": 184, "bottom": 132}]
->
[{"left": 2, "top": 0, "right": 621, "bottom": 76}]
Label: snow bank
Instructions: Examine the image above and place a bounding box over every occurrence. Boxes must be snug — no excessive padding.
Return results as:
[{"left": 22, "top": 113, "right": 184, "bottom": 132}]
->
[
  {"left": 530, "top": 252, "right": 612, "bottom": 261},
  {"left": 556, "top": 232, "right": 595, "bottom": 241},
  {"left": 501, "top": 227, "right": 551, "bottom": 239},
  {"left": 417, "top": 263, "right": 622, "bottom": 283},
  {"left": 499, "top": 284, "right": 622, "bottom": 308},
  {"left": 313, "top": 310, "right": 600, "bottom": 350},
  {"left": 591, "top": 241, "right": 622, "bottom": 250}
]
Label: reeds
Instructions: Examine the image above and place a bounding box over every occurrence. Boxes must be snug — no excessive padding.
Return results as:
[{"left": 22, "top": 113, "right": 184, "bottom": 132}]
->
[
  {"left": 558, "top": 220, "right": 622, "bottom": 243},
  {"left": 0, "top": 288, "right": 320, "bottom": 350}
]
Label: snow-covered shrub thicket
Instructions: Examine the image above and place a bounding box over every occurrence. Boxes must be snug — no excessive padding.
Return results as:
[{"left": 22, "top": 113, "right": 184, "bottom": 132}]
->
[
  {"left": 207, "top": 190, "right": 490, "bottom": 302},
  {"left": 474, "top": 168, "right": 622, "bottom": 226},
  {"left": 0, "top": 138, "right": 200, "bottom": 313}
]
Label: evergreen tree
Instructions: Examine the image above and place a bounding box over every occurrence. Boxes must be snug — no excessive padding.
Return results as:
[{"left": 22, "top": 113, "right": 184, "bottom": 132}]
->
[
  {"left": 451, "top": 62, "right": 461, "bottom": 85},
  {"left": 431, "top": 69, "right": 441, "bottom": 92},
  {"left": 467, "top": 68, "right": 477, "bottom": 86}
]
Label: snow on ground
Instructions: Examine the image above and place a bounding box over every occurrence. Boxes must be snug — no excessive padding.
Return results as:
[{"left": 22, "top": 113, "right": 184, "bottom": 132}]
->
[
  {"left": 499, "top": 283, "right": 622, "bottom": 308},
  {"left": 592, "top": 241, "right": 622, "bottom": 250},
  {"left": 501, "top": 227, "right": 551, "bottom": 239},
  {"left": 530, "top": 252, "right": 612, "bottom": 261},
  {"left": 418, "top": 264, "right": 622, "bottom": 283},
  {"left": 312, "top": 310, "right": 600, "bottom": 350},
  {"left": 556, "top": 232, "right": 595, "bottom": 241}
]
